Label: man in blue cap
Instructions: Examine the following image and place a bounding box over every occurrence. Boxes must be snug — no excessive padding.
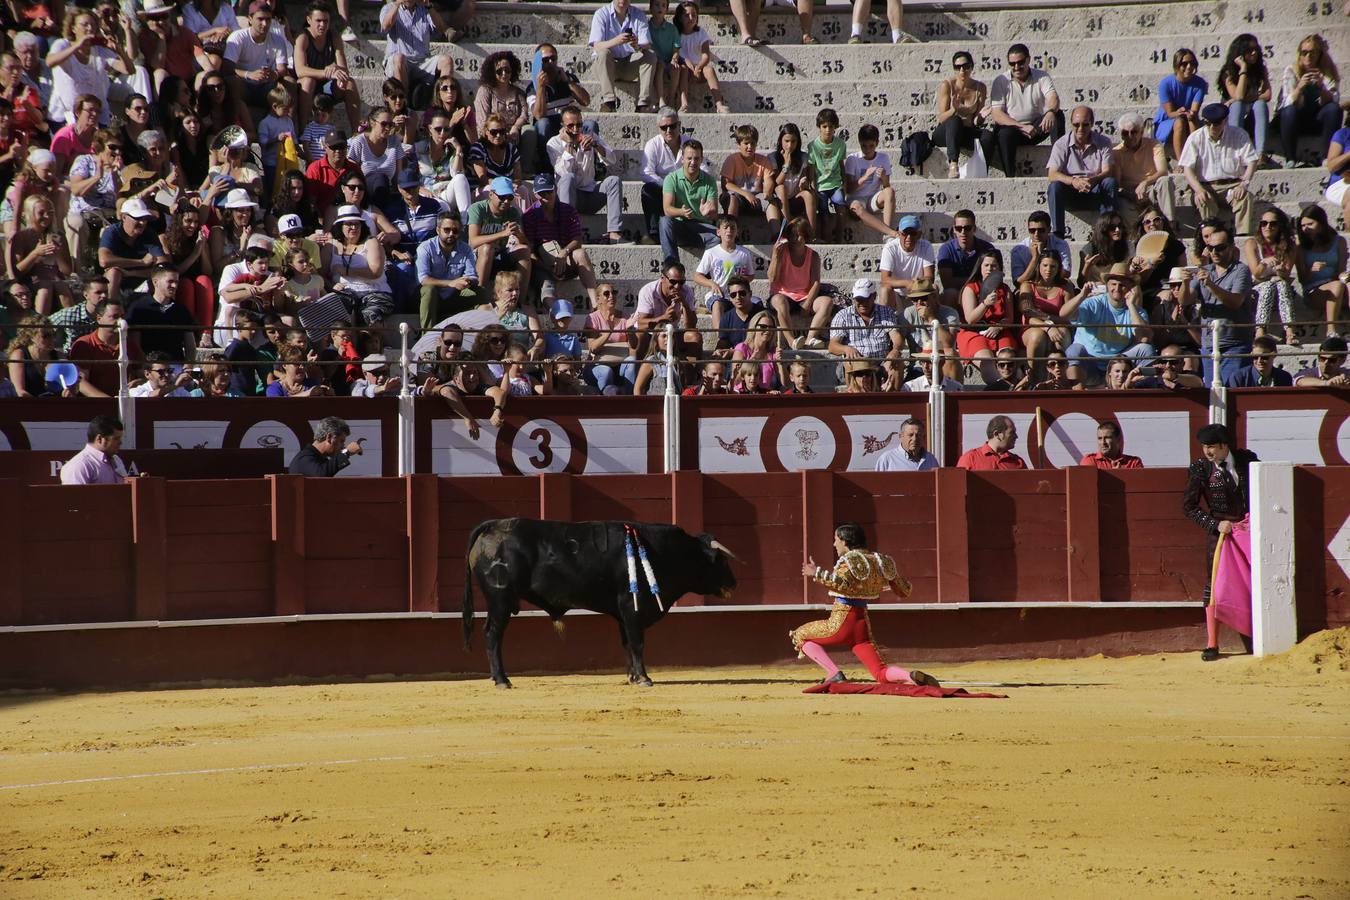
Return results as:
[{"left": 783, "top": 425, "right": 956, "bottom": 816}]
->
[
  {"left": 385, "top": 166, "right": 447, "bottom": 303},
  {"left": 879, "top": 214, "right": 936, "bottom": 307},
  {"left": 467, "top": 175, "right": 531, "bottom": 289},
  {"left": 522, "top": 172, "right": 600, "bottom": 307}
]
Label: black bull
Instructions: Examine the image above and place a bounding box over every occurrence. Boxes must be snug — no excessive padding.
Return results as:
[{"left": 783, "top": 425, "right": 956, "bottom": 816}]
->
[{"left": 463, "top": 518, "right": 738, "bottom": 687}]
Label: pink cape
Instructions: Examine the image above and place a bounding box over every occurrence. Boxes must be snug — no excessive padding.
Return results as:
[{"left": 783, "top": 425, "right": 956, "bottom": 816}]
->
[
  {"left": 803, "top": 683, "right": 1007, "bottom": 699},
  {"left": 1210, "top": 517, "right": 1253, "bottom": 637}
]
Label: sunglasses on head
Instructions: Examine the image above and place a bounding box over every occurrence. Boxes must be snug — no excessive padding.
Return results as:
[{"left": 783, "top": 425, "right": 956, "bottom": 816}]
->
[{"left": 1142, "top": 216, "right": 1164, "bottom": 226}]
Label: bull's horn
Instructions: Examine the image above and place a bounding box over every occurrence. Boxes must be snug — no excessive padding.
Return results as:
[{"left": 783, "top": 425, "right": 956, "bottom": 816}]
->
[{"left": 710, "top": 539, "right": 739, "bottom": 561}]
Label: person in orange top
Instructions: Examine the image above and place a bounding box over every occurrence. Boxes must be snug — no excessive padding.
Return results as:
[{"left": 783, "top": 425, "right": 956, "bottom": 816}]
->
[
  {"left": 956, "top": 414, "right": 1028, "bottom": 470},
  {"left": 1079, "top": 420, "right": 1143, "bottom": 469}
]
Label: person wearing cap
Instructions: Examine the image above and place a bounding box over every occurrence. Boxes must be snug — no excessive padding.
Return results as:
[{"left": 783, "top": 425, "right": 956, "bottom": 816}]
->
[
  {"left": 466, "top": 175, "right": 532, "bottom": 291},
  {"left": 1225, "top": 335, "right": 1292, "bottom": 388},
  {"left": 640, "top": 108, "right": 703, "bottom": 241},
  {"left": 208, "top": 129, "right": 263, "bottom": 200},
  {"left": 979, "top": 42, "right": 1064, "bottom": 177},
  {"left": 304, "top": 130, "right": 361, "bottom": 211},
  {"left": 900, "top": 277, "right": 959, "bottom": 356},
  {"left": 548, "top": 106, "right": 625, "bottom": 246},
  {"left": 415, "top": 212, "right": 478, "bottom": 329},
  {"left": 588, "top": 0, "right": 657, "bottom": 113},
  {"left": 1294, "top": 336, "right": 1350, "bottom": 387},
  {"left": 1112, "top": 112, "right": 1168, "bottom": 222},
  {"left": 138, "top": 0, "right": 209, "bottom": 87},
  {"left": 1182, "top": 422, "right": 1258, "bottom": 661},
  {"left": 127, "top": 268, "right": 197, "bottom": 363},
  {"left": 60, "top": 415, "right": 127, "bottom": 485},
  {"left": 901, "top": 341, "right": 963, "bottom": 393},
  {"left": 879, "top": 214, "right": 936, "bottom": 307},
  {"left": 380, "top": 0, "right": 454, "bottom": 94},
  {"left": 271, "top": 213, "right": 321, "bottom": 273},
  {"left": 957, "top": 414, "right": 1028, "bottom": 470},
  {"left": 828, "top": 279, "right": 905, "bottom": 391},
  {"left": 522, "top": 172, "right": 600, "bottom": 308},
  {"left": 1046, "top": 105, "right": 1117, "bottom": 240},
  {"left": 660, "top": 139, "right": 718, "bottom": 267},
  {"left": 97, "top": 198, "right": 165, "bottom": 299},
  {"left": 384, "top": 165, "right": 448, "bottom": 297},
  {"left": 1059, "top": 261, "right": 1151, "bottom": 385},
  {"left": 1176, "top": 222, "right": 1254, "bottom": 385},
  {"left": 224, "top": 1, "right": 297, "bottom": 112},
  {"left": 542, "top": 298, "right": 583, "bottom": 358},
  {"left": 324, "top": 204, "right": 396, "bottom": 329},
  {"left": 1169, "top": 102, "right": 1261, "bottom": 238},
  {"left": 350, "top": 353, "right": 403, "bottom": 397}
]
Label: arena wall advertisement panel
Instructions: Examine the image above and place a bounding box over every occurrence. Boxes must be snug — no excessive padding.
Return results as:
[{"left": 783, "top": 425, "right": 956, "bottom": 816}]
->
[{"left": 1230, "top": 389, "right": 1350, "bottom": 465}]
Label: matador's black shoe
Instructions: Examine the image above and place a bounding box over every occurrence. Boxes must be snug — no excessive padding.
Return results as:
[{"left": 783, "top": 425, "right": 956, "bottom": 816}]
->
[
  {"left": 909, "top": 670, "right": 941, "bottom": 688},
  {"left": 1200, "top": 647, "right": 1220, "bottom": 662},
  {"left": 822, "top": 671, "right": 848, "bottom": 684}
]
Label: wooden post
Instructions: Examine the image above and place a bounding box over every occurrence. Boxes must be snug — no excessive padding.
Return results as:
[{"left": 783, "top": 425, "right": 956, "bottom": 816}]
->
[
  {"left": 801, "top": 469, "right": 836, "bottom": 603},
  {"left": 406, "top": 474, "right": 439, "bottom": 612},
  {"left": 539, "top": 472, "right": 572, "bottom": 521},
  {"left": 269, "top": 474, "right": 306, "bottom": 616},
  {"left": 670, "top": 469, "right": 703, "bottom": 534},
  {"left": 0, "top": 479, "right": 23, "bottom": 624},
  {"left": 1064, "top": 465, "right": 1102, "bottom": 602},
  {"left": 934, "top": 467, "right": 970, "bottom": 603},
  {"left": 131, "top": 476, "right": 168, "bottom": 620}
]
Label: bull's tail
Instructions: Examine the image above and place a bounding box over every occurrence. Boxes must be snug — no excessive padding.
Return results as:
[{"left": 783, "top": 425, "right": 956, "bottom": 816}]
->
[{"left": 463, "top": 520, "right": 495, "bottom": 649}]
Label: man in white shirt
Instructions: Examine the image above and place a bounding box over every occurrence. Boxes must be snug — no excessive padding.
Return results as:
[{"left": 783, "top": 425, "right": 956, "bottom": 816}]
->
[
  {"left": 979, "top": 42, "right": 1063, "bottom": 176},
  {"left": 130, "top": 351, "right": 196, "bottom": 397},
  {"left": 639, "top": 108, "right": 706, "bottom": 242},
  {"left": 879, "top": 215, "right": 936, "bottom": 307},
  {"left": 588, "top": 0, "right": 656, "bottom": 113},
  {"left": 60, "top": 415, "right": 127, "bottom": 485},
  {"left": 1166, "top": 102, "right": 1261, "bottom": 237},
  {"left": 225, "top": 1, "right": 297, "bottom": 109},
  {"left": 873, "top": 418, "right": 940, "bottom": 471},
  {"left": 902, "top": 344, "right": 964, "bottom": 392},
  {"left": 546, "top": 106, "right": 624, "bottom": 244}
]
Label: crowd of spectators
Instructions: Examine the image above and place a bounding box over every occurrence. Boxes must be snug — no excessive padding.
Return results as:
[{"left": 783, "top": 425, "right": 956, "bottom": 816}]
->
[{"left": 0, "top": 0, "right": 1345, "bottom": 403}]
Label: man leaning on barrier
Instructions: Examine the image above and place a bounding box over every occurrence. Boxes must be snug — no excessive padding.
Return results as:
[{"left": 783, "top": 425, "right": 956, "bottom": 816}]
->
[
  {"left": 60, "top": 415, "right": 126, "bottom": 485},
  {"left": 289, "top": 416, "right": 365, "bottom": 476}
]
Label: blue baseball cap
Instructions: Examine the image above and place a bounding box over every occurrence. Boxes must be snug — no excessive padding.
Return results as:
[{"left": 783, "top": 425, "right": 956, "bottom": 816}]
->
[
  {"left": 532, "top": 173, "right": 556, "bottom": 194},
  {"left": 397, "top": 167, "right": 422, "bottom": 189},
  {"left": 489, "top": 176, "right": 515, "bottom": 197},
  {"left": 898, "top": 214, "right": 921, "bottom": 232}
]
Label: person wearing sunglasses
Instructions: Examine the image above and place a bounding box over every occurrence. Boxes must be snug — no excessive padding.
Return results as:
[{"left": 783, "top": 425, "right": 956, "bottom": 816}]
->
[
  {"left": 1175, "top": 223, "right": 1254, "bottom": 385},
  {"left": 979, "top": 42, "right": 1064, "bottom": 177},
  {"left": 1152, "top": 48, "right": 1208, "bottom": 161},
  {"left": 1045, "top": 105, "right": 1116, "bottom": 240},
  {"left": 638, "top": 107, "right": 697, "bottom": 241},
  {"left": 1112, "top": 111, "right": 1168, "bottom": 223},
  {"left": 1010, "top": 210, "right": 1072, "bottom": 287},
  {"left": 1294, "top": 335, "right": 1350, "bottom": 387},
  {"left": 466, "top": 176, "right": 532, "bottom": 290},
  {"left": 1225, "top": 334, "right": 1291, "bottom": 387},
  {"left": 633, "top": 260, "right": 699, "bottom": 359},
  {"left": 547, "top": 106, "right": 626, "bottom": 245},
  {"left": 936, "top": 50, "right": 987, "bottom": 179},
  {"left": 527, "top": 43, "right": 590, "bottom": 164},
  {"left": 416, "top": 213, "right": 478, "bottom": 329},
  {"left": 1123, "top": 343, "right": 1204, "bottom": 391}
]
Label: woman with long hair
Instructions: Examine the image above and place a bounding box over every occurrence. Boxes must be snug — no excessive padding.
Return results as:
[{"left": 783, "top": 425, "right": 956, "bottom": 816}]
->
[
  {"left": 161, "top": 205, "right": 216, "bottom": 343},
  {"left": 1080, "top": 212, "right": 1131, "bottom": 286},
  {"left": 155, "top": 76, "right": 195, "bottom": 130},
  {"left": 1154, "top": 48, "right": 1207, "bottom": 160},
  {"left": 1018, "top": 250, "right": 1078, "bottom": 377},
  {"left": 413, "top": 108, "right": 473, "bottom": 218},
  {"left": 768, "top": 216, "right": 829, "bottom": 349},
  {"left": 730, "top": 310, "right": 784, "bottom": 390},
  {"left": 46, "top": 7, "right": 133, "bottom": 127},
  {"left": 474, "top": 50, "right": 530, "bottom": 166},
  {"left": 467, "top": 112, "right": 523, "bottom": 195},
  {"left": 195, "top": 71, "right": 247, "bottom": 138},
  {"left": 347, "top": 105, "right": 402, "bottom": 205},
  {"left": 958, "top": 250, "right": 1018, "bottom": 385},
  {"left": 1296, "top": 204, "right": 1348, "bottom": 334},
  {"left": 936, "top": 49, "right": 987, "bottom": 178},
  {"left": 769, "top": 123, "right": 817, "bottom": 237},
  {"left": 6, "top": 312, "right": 60, "bottom": 397},
  {"left": 1244, "top": 208, "right": 1302, "bottom": 345},
  {"left": 171, "top": 108, "right": 212, "bottom": 189},
  {"left": 8, "top": 194, "right": 72, "bottom": 314},
  {"left": 424, "top": 74, "right": 477, "bottom": 145},
  {"left": 1131, "top": 204, "right": 1188, "bottom": 308},
  {"left": 1278, "top": 33, "right": 1344, "bottom": 167},
  {"left": 209, "top": 190, "right": 259, "bottom": 272},
  {"left": 1218, "top": 33, "right": 1272, "bottom": 157},
  {"left": 3, "top": 146, "right": 60, "bottom": 239},
  {"left": 319, "top": 173, "right": 401, "bottom": 246},
  {"left": 267, "top": 169, "right": 322, "bottom": 233}
]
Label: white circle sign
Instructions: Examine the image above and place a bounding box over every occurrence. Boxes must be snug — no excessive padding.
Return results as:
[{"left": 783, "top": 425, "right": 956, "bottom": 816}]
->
[
  {"left": 776, "top": 416, "right": 835, "bottom": 470},
  {"left": 511, "top": 418, "right": 572, "bottom": 474}
]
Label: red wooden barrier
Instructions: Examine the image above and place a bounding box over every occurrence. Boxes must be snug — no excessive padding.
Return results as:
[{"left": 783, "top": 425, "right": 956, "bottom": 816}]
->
[{"left": 1293, "top": 467, "right": 1350, "bottom": 632}]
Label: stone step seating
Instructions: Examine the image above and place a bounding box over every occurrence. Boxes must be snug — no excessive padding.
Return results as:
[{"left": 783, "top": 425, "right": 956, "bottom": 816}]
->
[{"left": 340, "top": 0, "right": 1328, "bottom": 48}]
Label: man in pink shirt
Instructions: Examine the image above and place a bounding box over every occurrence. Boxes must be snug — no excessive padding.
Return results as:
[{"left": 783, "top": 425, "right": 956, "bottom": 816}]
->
[{"left": 59, "top": 415, "right": 126, "bottom": 484}]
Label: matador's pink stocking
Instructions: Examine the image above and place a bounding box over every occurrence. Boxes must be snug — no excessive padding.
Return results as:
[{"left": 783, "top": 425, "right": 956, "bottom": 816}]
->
[{"left": 800, "top": 641, "right": 840, "bottom": 678}]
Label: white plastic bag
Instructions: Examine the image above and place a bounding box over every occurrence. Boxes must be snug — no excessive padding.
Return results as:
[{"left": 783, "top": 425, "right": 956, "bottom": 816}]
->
[{"left": 960, "top": 140, "right": 987, "bottom": 179}]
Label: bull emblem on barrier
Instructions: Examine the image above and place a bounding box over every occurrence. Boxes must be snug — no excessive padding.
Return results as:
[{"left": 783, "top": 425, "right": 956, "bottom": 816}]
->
[
  {"left": 862, "top": 431, "right": 899, "bottom": 455},
  {"left": 794, "top": 428, "right": 820, "bottom": 462},
  {"left": 715, "top": 435, "right": 749, "bottom": 456}
]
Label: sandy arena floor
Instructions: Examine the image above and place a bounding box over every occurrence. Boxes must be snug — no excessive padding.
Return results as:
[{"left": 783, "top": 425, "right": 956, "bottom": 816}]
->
[{"left": 2, "top": 631, "right": 1348, "bottom": 898}]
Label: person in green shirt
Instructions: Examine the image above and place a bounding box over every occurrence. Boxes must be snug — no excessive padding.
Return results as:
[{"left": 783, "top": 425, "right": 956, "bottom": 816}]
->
[
  {"left": 648, "top": 0, "right": 680, "bottom": 108},
  {"left": 467, "top": 176, "right": 532, "bottom": 290},
  {"left": 807, "top": 107, "right": 847, "bottom": 241},
  {"left": 660, "top": 139, "right": 719, "bottom": 266}
]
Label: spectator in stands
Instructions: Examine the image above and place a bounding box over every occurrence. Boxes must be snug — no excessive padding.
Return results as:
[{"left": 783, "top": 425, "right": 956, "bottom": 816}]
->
[
  {"left": 982, "top": 346, "right": 1029, "bottom": 391},
  {"left": 47, "top": 10, "right": 132, "bottom": 129},
  {"left": 13, "top": 33, "right": 52, "bottom": 113},
  {"left": 768, "top": 217, "right": 830, "bottom": 350},
  {"left": 381, "top": 0, "right": 453, "bottom": 97},
  {"left": 1102, "top": 356, "right": 1133, "bottom": 389},
  {"left": 51, "top": 277, "right": 110, "bottom": 353},
  {"left": 843, "top": 124, "right": 897, "bottom": 239},
  {"left": 589, "top": 0, "right": 657, "bottom": 113},
  {"left": 1029, "top": 349, "right": 1074, "bottom": 390},
  {"left": 635, "top": 260, "right": 700, "bottom": 358},
  {"left": 99, "top": 199, "right": 164, "bottom": 299},
  {"left": 631, "top": 327, "right": 680, "bottom": 394},
  {"left": 467, "top": 176, "right": 532, "bottom": 291},
  {"left": 548, "top": 106, "right": 624, "bottom": 245},
  {"left": 1294, "top": 335, "right": 1350, "bottom": 386},
  {"left": 1170, "top": 103, "right": 1260, "bottom": 238},
  {"left": 694, "top": 215, "right": 753, "bottom": 327},
  {"left": 1245, "top": 209, "right": 1302, "bottom": 346},
  {"left": 10, "top": 195, "right": 72, "bottom": 314},
  {"left": 781, "top": 359, "right": 812, "bottom": 394},
  {"left": 841, "top": 358, "right": 878, "bottom": 393},
  {"left": 979, "top": 43, "right": 1063, "bottom": 177},
  {"left": 1218, "top": 33, "right": 1271, "bottom": 161},
  {"left": 1011, "top": 210, "right": 1071, "bottom": 286},
  {"left": 584, "top": 284, "right": 636, "bottom": 394},
  {"left": 324, "top": 206, "right": 396, "bottom": 336},
  {"left": 829, "top": 279, "right": 904, "bottom": 390},
  {"left": 937, "top": 210, "right": 998, "bottom": 308},
  {"left": 1018, "top": 250, "right": 1077, "bottom": 377},
  {"left": 476, "top": 51, "right": 530, "bottom": 157},
  {"left": 289, "top": 415, "right": 363, "bottom": 474},
  {"left": 873, "top": 418, "right": 938, "bottom": 471},
  {"left": 1126, "top": 344, "right": 1204, "bottom": 390},
  {"left": 672, "top": 2, "right": 731, "bottom": 114},
  {"left": 489, "top": 270, "right": 543, "bottom": 359},
  {"left": 349, "top": 106, "right": 405, "bottom": 205},
  {"left": 419, "top": 361, "right": 483, "bottom": 439},
  {"left": 190, "top": 354, "right": 242, "bottom": 398},
  {"left": 128, "top": 267, "right": 197, "bottom": 363},
  {"left": 956, "top": 415, "right": 1028, "bottom": 470},
  {"left": 51, "top": 94, "right": 100, "bottom": 176},
  {"left": 131, "top": 350, "right": 197, "bottom": 397},
  {"left": 223, "top": 311, "right": 265, "bottom": 395},
  {"left": 113, "top": 94, "right": 150, "bottom": 169},
  {"left": 1153, "top": 48, "right": 1206, "bottom": 162},
  {"left": 351, "top": 353, "right": 402, "bottom": 397},
  {"left": 225, "top": 2, "right": 296, "bottom": 123},
  {"left": 1326, "top": 117, "right": 1350, "bottom": 223},
  {"left": 1225, "top": 334, "right": 1292, "bottom": 387},
  {"left": 807, "top": 108, "right": 845, "bottom": 241},
  {"left": 720, "top": 124, "right": 775, "bottom": 224},
  {"left": 1297, "top": 205, "right": 1348, "bottom": 334},
  {"left": 68, "top": 298, "right": 125, "bottom": 397},
  {"left": 848, "top": 0, "right": 909, "bottom": 45},
  {"left": 0, "top": 52, "right": 45, "bottom": 146},
  {"left": 543, "top": 299, "right": 583, "bottom": 359},
  {"left": 468, "top": 113, "right": 524, "bottom": 196},
  {"left": 1061, "top": 262, "right": 1151, "bottom": 385},
  {"left": 660, "top": 139, "right": 718, "bottom": 266},
  {"left": 957, "top": 251, "right": 1016, "bottom": 386},
  {"left": 901, "top": 277, "right": 959, "bottom": 355},
  {"left": 305, "top": 131, "right": 360, "bottom": 213},
  {"left": 528, "top": 44, "right": 591, "bottom": 165},
  {"left": 681, "top": 359, "right": 727, "bottom": 395},
  {"left": 1131, "top": 205, "right": 1188, "bottom": 310},
  {"left": 5, "top": 312, "right": 66, "bottom": 396},
  {"left": 1278, "top": 33, "right": 1343, "bottom": 169},
  {"left": 879, "top": 214, "right": 935, "bottom": 307},
  {"left": 384, "top": 167, "right": 445, "bottom": 296},
  {"left": 1178, "top": 224, "right": 1253, "bottom": 384},
  {"left": 640, "top": 108, "right": 695, "bottom": 240},
  {"left": 413, "top": 108, "right": 473, "bottom": 218},
  {"left": 711, "top": 275, "right": 763, "bottom": 357},
  {"left": 1079, "top": 212, "right": 1132, "bottom": 286},
  {"left": 936, "top": 50, "right": 988, "bottom": 179},
  {"left": 902, "top": 341, "right": 962, "bottom": 392},
  {"left": 1112, "top": 112, "right": 1168, "bottom": 222},
  {"left": 294, "top": 1, "right": 363, "bottom": 133},
  {"left": 1080, "top": 421, "right": 1143, "bottom": 469},
  {"left": 59, "top": 415, "right": 125, "bottom": 484},
  {"left": 522, "top": 173, "right": 599, "bottom": 308},
  {"left": 1046, "top": 106, "right": 1115, "bottom": 240},
  {"left": 767, "top": 125, "right": 819, "bottom": 238},
  {"left": 269, "top": 344, "right": 332, "bottom": 396}
]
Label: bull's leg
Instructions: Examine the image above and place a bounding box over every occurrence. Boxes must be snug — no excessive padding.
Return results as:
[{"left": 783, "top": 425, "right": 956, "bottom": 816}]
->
[
  {"left": 484, "top": 606, "right": 513, "bottom": 688},
  {"left": 616, "top": 619, "right": 638, "bottom": 683},
  {"left": 620, "top": 614, "right": 653, "bottom": 688}
]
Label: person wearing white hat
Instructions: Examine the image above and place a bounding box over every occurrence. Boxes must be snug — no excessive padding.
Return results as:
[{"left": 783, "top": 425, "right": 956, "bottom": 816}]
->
[
  {"left": 827, "top": 278, "right": 905, "bottom": 390},
  {"left": 96, "top": 198, "right": 164, "bottom": 299},
  {"left": 270, "top": 212, "right": 321, "bottom": 272},
  {"left": 323, "top": 203, "right": 395, "bottom": 331},
  {"left": 350, "top": 353, "right": 402, "bottom": 397},
  {"left": 209, "top": 130, "right": 263, "bottom": 198},
  {"left": 209, "top": 188, "right": 261, "bottom": 272}
]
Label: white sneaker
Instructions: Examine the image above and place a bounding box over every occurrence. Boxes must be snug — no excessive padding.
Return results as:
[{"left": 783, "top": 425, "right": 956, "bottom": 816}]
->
[{"left": 341, "top": 26, "right": 357, "bottom": 42}]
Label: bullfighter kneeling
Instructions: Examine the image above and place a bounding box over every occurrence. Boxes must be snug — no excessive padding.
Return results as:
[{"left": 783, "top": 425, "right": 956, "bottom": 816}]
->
[{"left": 791, "top": 523, "right": 940, "bottom": 687}]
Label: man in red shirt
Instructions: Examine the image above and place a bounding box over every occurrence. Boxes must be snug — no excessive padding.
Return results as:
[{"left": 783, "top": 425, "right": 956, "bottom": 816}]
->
[
  {"left": 304, "top": 131, "right": 359, "bottom": 210},
  {"left": 1080, "top": 420, "right": 1143, "bottom": 469},
  {"left": 957, "top": 414, "right": 1028, "bottom": 470},
  {"left": 68, "top": 299, "right": 127, "bottom": 397}
]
